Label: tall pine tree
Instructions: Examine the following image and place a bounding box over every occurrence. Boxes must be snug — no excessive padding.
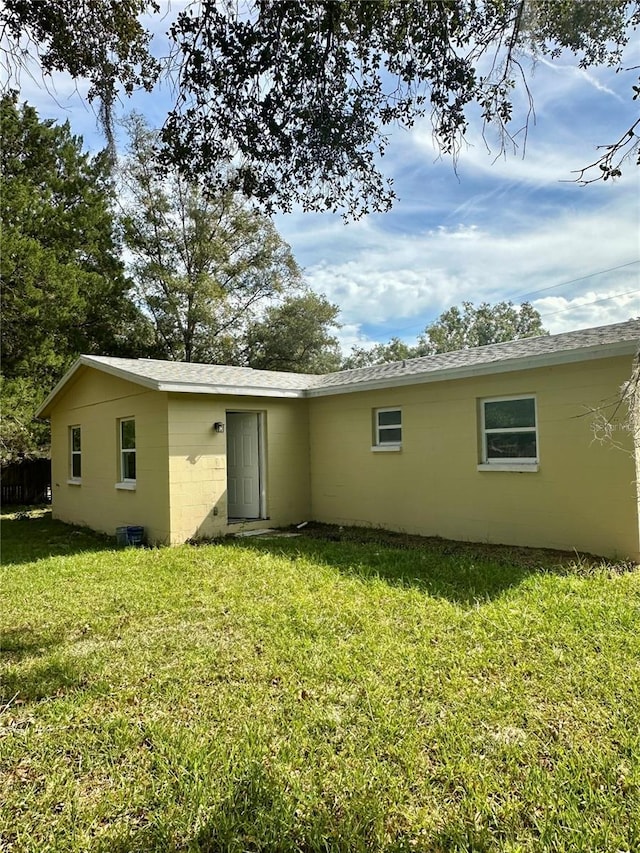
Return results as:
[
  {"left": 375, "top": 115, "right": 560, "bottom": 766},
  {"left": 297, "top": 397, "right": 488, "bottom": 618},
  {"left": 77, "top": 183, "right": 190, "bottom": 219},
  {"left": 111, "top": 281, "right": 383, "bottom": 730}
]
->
[{"left": 0, "top": 94, "right": 151, "bottom": 461}]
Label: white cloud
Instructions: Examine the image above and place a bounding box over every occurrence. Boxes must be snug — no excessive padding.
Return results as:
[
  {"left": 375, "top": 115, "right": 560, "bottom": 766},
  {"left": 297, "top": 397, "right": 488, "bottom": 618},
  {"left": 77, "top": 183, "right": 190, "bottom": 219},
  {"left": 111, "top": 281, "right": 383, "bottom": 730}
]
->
[
  {"left": 293, "top": 196, "right": 639, "bottom": 347},
  {"left": 528, "top": 48, "right": 637, "bottom": 105},
  {"left": 533, "top": 289, "right": 640, "bottom": 334},
  {"left": 409, "top": 116, "right": 639, "bottom": 190},
  {"left": 307, "top": 261, "right": 466, "bottom": 328},
  {"left": 397, "top": 38, "right": 639, "bottom": 192},
  {"left": 334, "top": 322, "right": 368, "bottom": 352}
]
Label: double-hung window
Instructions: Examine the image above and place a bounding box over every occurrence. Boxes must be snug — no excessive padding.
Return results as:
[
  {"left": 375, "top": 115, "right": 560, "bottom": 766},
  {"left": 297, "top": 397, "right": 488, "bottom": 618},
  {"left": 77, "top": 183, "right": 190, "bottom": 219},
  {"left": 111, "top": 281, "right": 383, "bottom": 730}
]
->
[
  {"left": 119, "top": 418, "right": 136, "bottom": 483},
  {"left": 481, "top": 396, "right": 538, "bottom": 467},
  {"left": 69, "top": 426, "right": 81, "bottom": 481},
  {"left": 374, "top": 408, "right": 402, "bottom": 449}
]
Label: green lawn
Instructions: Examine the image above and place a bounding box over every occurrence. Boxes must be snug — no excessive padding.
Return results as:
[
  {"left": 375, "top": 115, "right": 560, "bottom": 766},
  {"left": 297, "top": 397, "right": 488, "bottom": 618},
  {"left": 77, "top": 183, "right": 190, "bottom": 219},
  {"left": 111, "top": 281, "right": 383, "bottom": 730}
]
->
[{"left": 1, "top": 510, "right": 639, "bottom": 852}]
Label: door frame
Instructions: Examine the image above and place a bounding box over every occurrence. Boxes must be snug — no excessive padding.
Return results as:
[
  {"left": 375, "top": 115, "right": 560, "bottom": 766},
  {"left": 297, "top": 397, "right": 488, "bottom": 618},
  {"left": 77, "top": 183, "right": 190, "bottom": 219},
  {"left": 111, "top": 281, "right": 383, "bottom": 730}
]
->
[{"left": 226, "top": 410, "right": 267, "bottom": 521}]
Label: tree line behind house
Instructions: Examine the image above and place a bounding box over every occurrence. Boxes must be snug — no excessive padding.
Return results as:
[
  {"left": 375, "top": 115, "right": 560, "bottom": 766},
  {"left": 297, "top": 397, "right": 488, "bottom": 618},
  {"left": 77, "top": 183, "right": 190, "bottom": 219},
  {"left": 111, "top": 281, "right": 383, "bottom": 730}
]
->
[{"left": 0, "top": 95, "right": 546, "bottom": 463}]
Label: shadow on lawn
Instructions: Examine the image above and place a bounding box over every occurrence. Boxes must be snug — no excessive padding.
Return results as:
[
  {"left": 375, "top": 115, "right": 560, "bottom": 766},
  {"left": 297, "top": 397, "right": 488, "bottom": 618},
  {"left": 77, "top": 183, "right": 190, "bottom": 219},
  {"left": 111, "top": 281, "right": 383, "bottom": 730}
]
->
[
  {"left": 243, "top": 538, "right": 534, "bottom": 604},
  {"left": 91, "top": 765, "right": 298, "bottom": 853},
  {"left": 234, "top": 522, "right": 611, "bottom": 605},
  {"left": 89, "top": 761, "right": 502, "bottom": 853},
  {"left": 1, "top": 508, "right": 114, "bottom": 566},
  {"left": 90, "top": 762, "right": 363, "bottom": 853},
  {"left": 1, "top": 624, "right": 95, "bottom": 704},
  {"left": 0, "top": 625, "right": 66, "bottom": 661},
  {"left": 1, "top": 655, "right": 90, "bottom": 704}
]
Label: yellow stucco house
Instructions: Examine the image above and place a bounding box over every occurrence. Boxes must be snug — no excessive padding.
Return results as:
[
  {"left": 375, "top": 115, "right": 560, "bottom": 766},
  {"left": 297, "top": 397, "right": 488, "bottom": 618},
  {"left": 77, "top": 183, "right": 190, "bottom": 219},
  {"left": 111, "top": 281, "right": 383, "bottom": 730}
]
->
[{"left": 37, "top": 319, "right": 640, "bottom": 560}]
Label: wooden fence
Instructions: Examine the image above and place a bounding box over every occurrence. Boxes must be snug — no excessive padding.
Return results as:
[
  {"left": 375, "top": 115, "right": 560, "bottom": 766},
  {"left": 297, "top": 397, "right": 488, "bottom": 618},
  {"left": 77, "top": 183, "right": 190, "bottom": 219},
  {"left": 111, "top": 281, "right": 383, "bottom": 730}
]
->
[{"left": 1, "top": 458, "right": 52, "bottom": 505}]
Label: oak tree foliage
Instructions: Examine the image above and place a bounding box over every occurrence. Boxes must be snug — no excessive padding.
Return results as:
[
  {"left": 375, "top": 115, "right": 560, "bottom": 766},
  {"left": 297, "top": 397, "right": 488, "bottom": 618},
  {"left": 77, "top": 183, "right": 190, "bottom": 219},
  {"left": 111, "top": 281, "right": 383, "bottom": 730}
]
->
[
  {"left": 418, "top": 300, "right": 548, "bottom": 353},
  {"left": 2, "top": 1, "right": 638, "bottom": 214},
  {"left": 244, "top": 292, "right": 342, "bottom": 374},
  {"left": 0, "top": 0, "right": 159, "bottom": 157},
  {"left": 158, "top": 0, "right": 640, "bottom": 213},
  {"left": 343, "top": 300, "right": 547, "bottom": 368},
  {"left": 342, "top": 337, "right": 416, "bottom": 371},
  {"left": 119, "top": 114, "right": 304, "bottom": 364}
]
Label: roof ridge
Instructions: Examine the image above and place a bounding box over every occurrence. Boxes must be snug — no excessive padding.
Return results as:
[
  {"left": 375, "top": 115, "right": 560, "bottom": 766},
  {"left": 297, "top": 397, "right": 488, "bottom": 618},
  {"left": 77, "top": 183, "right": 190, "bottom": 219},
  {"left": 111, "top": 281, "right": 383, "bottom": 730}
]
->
[
  {"left": 323, "top": 317, "right": 640, "bottom": 380},
  {"left": 85, "top": 318, "right": 640, "bottom": 383}
]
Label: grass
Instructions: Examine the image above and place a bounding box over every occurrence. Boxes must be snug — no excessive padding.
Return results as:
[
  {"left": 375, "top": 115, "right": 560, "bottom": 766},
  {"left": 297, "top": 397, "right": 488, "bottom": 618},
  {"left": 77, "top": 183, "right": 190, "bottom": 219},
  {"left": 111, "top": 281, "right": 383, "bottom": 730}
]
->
[{"left": 1, "top": 509, "right": 639, "bottom": 852}]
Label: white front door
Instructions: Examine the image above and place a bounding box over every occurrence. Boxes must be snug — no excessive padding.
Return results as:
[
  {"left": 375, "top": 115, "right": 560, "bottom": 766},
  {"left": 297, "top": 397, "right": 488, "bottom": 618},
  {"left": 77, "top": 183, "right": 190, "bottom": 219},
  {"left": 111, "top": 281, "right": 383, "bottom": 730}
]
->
[{"left": 227, "top": 412, "right": 261, "bottom": 519}]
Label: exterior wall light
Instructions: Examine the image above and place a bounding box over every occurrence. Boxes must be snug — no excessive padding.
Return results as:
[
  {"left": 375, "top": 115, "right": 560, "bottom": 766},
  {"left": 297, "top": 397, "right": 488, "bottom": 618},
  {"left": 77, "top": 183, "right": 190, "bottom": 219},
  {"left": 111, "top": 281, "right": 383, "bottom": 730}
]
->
[{"left": 213, "top": 422, "right": 225, "bottom": 433}]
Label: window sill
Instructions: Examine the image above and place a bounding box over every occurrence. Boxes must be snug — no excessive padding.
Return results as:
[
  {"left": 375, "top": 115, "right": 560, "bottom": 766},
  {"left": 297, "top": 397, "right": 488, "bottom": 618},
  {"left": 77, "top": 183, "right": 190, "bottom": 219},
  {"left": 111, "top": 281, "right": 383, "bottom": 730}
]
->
[
  {"left": 371, "top": 445, "right": 402, "bottom": 453},
  {"left": 477, "top": 463, "right": 539, "bottom": 473},
  {"left": 67, "top": 478, "right": 82, "bottom": 486},
  {"left": 115, "top": 481, "right": 137, "bottom": 490}
]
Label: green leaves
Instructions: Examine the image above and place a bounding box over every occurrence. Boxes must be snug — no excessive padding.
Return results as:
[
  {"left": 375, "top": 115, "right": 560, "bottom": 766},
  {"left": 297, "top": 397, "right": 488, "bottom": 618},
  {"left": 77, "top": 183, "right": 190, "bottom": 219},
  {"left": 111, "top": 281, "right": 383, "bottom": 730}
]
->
[
  {"left": 245, "top": 292, "right": 342, "bottom": 374},
  {"left": 419, "top": 300, "right": 549, "bottom": 354},
  {"left": 119, "top": 113, "right": 305, "bottom": 364},
  {"left": 2, "top": 1, "right": 638, "bottom": 213},
  {"left": 0, "top": 95, "right": 152, "bottom": 461},
  {"left": 161, "top": 0, "right": 639, "bottom": 215},
  {"left": 343, "top": 301, "right": 548, "bottom": 369},
  {"left": 1, "top": 0, "right": 160, "bottom": 156}
]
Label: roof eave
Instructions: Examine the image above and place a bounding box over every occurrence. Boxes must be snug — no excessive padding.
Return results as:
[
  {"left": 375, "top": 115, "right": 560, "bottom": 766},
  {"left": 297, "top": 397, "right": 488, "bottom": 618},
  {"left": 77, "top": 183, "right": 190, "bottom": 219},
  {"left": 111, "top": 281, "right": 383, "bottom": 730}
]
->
[
  {"left": 35, "top": 355, "right": 161, "bottom": 418},
  {"left": 158, "top": 382, "right": 306, "bottom": 399},
  {"left": 35, "top": 357, "right": 84, "bottom": 419}
]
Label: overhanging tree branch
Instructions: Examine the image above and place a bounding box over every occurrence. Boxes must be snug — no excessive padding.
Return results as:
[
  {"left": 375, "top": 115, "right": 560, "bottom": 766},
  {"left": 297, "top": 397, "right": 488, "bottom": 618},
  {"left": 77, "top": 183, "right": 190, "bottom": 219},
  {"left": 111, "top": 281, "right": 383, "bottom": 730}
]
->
[{"left": 566, "top": 116, "right": 640, "bottom": 184}]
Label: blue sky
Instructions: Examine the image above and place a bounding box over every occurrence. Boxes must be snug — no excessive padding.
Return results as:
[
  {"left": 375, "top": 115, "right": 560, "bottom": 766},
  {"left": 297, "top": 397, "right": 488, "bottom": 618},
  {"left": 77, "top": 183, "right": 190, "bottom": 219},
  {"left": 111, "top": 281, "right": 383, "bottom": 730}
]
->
[{"left": 11, "top": 3, "right": 640, "bottom": 352}]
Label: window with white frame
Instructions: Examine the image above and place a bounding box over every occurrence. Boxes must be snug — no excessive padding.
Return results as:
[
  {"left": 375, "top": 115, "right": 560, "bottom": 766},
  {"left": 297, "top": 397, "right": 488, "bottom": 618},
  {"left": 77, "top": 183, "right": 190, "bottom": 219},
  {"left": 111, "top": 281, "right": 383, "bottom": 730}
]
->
[
  {"left": 69, "top": 426, "right": 81, "bottom": 480},
  {"left": 119, "top": 418, "right": 136, "bottom": 482},
  {"left": 374, "top": 408, "right": 402, "bottom": 446},
  {"left": 481, "top": 396, "right": 537, "bottom": 464}
]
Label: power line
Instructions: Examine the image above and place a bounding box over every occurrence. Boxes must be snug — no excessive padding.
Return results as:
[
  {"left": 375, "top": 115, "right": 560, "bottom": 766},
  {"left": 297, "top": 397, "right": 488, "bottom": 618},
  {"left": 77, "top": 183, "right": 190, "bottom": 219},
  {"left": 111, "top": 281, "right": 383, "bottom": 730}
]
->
[
  {"left": 537, "top": 288, "right": 640, "bottom": 319},
  {"left": 514, "top": 259, "right": 640, "bottom": 300},
  {"left": 362, "top": 259, "right": 640, "bottom": 343}
]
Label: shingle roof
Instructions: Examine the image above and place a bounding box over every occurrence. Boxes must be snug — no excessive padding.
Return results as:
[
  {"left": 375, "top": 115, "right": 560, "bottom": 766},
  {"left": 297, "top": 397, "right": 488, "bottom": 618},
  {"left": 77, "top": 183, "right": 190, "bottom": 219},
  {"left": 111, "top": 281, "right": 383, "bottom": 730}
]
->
[
  {"left": 313, "top": 317, "right": 640, "bottom": 394},
  {"left": 37, "top": 318, "right": 640, "bottom": 416},
  {"left": 86, "top": 356, "right": 314, "bottom": 391}
]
